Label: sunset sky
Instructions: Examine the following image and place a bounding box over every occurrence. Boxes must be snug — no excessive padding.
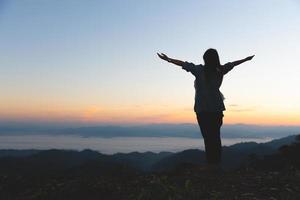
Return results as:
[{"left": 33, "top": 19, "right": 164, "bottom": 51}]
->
[{"left": 1, "top": 0, "right": 300, "bottom": 126}]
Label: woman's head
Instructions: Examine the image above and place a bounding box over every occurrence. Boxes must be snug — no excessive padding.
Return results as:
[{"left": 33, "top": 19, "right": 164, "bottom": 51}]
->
[
  {"left": 203, "top": 48, "right": 220, "bottom": 68},
  {"left": 203, "top": 48, "right": 221, "bottom": 80}
]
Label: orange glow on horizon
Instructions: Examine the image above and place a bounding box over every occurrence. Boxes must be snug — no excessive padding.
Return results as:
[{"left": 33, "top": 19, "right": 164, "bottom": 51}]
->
[{"left": 1, "top": 105, "right": 300, "bottom": 126}]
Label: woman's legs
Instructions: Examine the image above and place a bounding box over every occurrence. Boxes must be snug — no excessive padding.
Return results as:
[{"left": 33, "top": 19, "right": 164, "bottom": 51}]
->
[{"left": 196, "top": 112, "right": 223, "bottom": 164}]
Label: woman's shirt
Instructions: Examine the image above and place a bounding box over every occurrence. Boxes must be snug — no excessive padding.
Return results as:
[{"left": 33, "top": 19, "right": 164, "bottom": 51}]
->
[{"left": 182, "top": 62, "right": 234, "bottom": 113}]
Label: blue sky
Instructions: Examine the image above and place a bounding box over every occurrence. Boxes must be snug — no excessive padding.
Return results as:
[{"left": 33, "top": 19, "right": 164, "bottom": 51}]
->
[{"left": 0, "top": 0, "right": 300, "bottom": 125}]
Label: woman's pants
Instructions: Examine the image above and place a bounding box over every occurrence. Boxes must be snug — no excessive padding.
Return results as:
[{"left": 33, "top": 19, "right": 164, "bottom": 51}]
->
[{"left": 196, "top": 112, "right": 223, "bottom": 164}]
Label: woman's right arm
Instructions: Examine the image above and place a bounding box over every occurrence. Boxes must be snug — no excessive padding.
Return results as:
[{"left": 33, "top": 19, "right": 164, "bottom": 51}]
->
[
  {"left": 223, "top": 55, "right": 255, "bottom": 74},
  {"left": 231, "top": 55, "right": 255, "bottom": 67}
]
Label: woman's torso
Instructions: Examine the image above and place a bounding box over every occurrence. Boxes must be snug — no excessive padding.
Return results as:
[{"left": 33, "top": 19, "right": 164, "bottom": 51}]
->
[{"left": 194, "top": 65, "right": 225, "bottom": 113}]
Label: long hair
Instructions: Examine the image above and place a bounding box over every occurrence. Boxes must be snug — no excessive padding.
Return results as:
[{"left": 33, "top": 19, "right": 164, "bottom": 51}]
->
[{"left": 203, "top": 48, "right": 221, "bottom": 81}]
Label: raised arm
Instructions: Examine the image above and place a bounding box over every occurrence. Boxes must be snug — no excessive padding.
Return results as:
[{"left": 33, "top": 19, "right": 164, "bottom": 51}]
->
[
  {"left": 223, "top": 55, "right": 255, "bottom": 74},
  {"left": 231, "top": 55, "right": 255, "bottom": 67},
  {"left": 157, "top": 53, "right": 184, "bottom": 67}
]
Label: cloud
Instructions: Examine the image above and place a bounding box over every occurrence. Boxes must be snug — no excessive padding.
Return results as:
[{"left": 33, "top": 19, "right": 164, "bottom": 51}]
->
[
  {"left": 227, "top": 104, "right": 258, "bottom": 112},
  {"left": 230, "top": 108, "right": 256, "bottom": 112}
]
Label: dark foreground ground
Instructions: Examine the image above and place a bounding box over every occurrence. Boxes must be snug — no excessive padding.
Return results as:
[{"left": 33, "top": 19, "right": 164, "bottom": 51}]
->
[
  {"left": 1, "top": 135, "right": 299, "bottom": 200},
  {"left": 1, "top": 166, "right": 299, "bottom": 200}
]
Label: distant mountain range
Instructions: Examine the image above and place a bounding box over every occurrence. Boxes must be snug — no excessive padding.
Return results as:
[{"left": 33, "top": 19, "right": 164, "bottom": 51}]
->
[
  {"left": 1, "top": 135, "right": 299, "bottom": 200},
  {"left": 0, "top": 123, "right": 299, "bottom": 138},
  {"left": 152, "top": 134, "right": 298, "bottom": 171},
  {"left": 0, "top": 135, "right": 297, "bottom": 172}
]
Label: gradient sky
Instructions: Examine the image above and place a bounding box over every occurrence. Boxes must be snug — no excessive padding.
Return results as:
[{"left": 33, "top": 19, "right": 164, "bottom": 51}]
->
[{"left": 1, "top": 0, "right": 300, "bottom": 126}]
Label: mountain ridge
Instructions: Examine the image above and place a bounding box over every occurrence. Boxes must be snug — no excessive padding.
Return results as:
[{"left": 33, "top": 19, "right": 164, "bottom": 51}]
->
[{"left": 0, "top": 135, "right": 296, "bottom": 172}]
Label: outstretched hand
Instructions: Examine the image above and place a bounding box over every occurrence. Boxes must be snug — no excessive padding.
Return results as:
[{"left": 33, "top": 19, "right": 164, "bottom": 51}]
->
[
  {"left": 157, "top": 53, "right": 170, "bottom": 62},
  {"left": 246, "top": 55, "right": 255, "bottom": 61}
]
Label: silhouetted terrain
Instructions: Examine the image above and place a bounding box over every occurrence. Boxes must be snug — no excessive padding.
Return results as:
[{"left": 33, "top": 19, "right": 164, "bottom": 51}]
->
[
  {"left": 0, "top": 135, "right": 296, "bottom": 171},
  {"left": 0, "top": 135, "right": 299, "bottom": 199},
  {"left": 1, "top": 123, "right": 300, "bottom": 138}
]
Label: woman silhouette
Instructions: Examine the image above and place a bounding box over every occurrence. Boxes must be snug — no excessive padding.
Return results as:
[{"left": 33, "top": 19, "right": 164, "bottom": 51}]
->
[{"left": 158, "top": 49, "right": 254, "bottom": 168}]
